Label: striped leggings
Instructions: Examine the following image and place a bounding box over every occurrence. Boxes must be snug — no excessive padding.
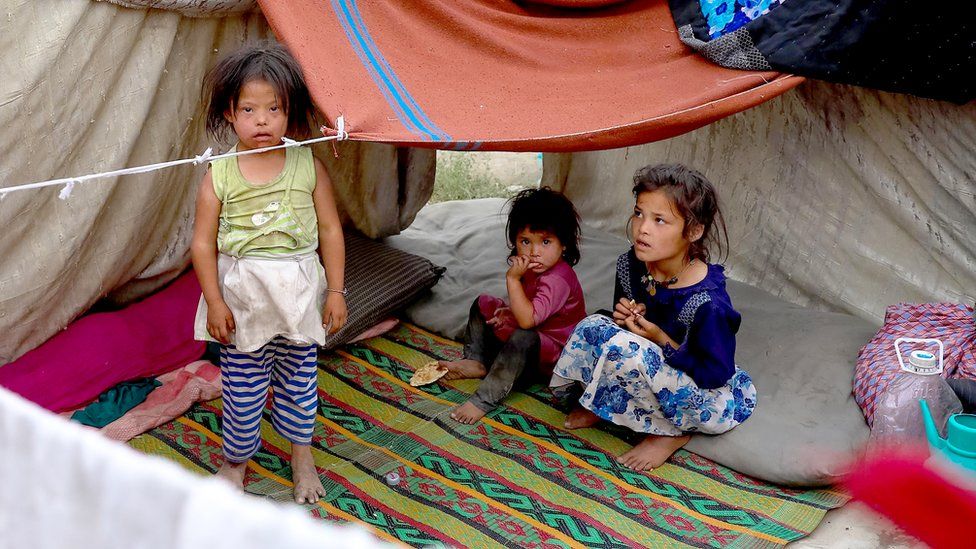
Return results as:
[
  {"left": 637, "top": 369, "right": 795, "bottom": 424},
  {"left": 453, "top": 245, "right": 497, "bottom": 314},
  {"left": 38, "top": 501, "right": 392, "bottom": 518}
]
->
[{"left": 219, "top": 337, "right": 318, "bottom": 463}]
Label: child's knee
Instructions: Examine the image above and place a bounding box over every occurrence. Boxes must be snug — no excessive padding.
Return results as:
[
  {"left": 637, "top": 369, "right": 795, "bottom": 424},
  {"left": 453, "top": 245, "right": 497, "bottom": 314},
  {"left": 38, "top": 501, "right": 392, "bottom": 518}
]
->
[
  {"left": 474, "top": 295, "right": 504, "bottom": 319},
  {"left": 509, "top": 328, "right": 540, "bottom": 347}
]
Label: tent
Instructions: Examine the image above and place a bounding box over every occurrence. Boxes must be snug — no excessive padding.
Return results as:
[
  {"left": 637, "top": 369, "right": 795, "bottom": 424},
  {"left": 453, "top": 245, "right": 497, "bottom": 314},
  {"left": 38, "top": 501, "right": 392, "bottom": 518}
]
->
[
  {"left": 1, "top": 0, "right": 973, "bottom": 547},
  {"left": 4, "top": 0, "right": 970, "bottom": 365}
]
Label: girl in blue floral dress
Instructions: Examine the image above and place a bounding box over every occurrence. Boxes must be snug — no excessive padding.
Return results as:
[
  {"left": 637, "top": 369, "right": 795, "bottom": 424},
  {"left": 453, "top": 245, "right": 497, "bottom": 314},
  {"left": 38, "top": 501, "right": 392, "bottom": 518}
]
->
[{"left": 550, "top": 164, "right": 756, "bottom": 472}]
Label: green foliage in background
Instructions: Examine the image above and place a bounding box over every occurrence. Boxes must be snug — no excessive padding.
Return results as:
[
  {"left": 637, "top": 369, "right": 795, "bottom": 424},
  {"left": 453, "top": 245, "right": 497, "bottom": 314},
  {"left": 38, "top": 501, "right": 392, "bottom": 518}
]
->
[{"left": 430, "top": 153, "right": 514, "bottom": 203}]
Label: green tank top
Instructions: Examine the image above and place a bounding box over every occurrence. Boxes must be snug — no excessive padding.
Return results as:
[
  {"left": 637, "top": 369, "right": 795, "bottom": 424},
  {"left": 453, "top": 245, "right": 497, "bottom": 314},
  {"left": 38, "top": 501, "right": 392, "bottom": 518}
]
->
[{"left": 213, "top": 146, "right": 319, "bottom": 258}]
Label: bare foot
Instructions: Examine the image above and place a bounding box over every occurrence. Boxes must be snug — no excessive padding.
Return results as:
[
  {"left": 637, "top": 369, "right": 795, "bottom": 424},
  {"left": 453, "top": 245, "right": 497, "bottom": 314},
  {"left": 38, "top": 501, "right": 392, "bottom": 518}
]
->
[
  {"left": 440, "top": 359, "right": 487, "bottom": 380},
  {"left": 216, "top": 459, "right": 247, "bottom": 491},
  {"left": 451, "top": 401, "right": 488, "bottom": 424},
  {"left": 618, "top": 434, "right": 691, "bottom": 472},
  {"left": 564, "top": 407, "right": 601, "bottom": 430},
  {"left": 291, "top": 444, "right": 325, "bottom": 504}
]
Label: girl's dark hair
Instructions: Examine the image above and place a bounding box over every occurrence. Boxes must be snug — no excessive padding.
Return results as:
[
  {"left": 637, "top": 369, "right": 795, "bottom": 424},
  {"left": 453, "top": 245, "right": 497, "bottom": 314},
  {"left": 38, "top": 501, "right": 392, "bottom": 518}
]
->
[
  {"left": 631, "top": 163, "right": 729, "bottom": 263},
  {"left": 506, "top": 187, "right": 582, "bottom": 266},
  {"left": 202, "top": 44, "right": 315, "bottom": 141}
]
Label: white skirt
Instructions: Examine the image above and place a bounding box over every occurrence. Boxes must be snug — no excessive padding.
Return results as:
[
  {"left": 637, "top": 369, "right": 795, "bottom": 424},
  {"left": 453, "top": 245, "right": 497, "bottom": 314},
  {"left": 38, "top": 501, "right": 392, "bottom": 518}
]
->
[{"left": 194, "top": 253, "right": 327, "bottom": 352}]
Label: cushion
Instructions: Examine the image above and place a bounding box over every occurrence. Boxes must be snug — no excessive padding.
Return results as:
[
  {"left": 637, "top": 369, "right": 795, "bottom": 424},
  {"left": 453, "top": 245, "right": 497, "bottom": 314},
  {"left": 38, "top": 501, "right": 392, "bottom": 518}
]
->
[
  {"left": 322, "top": 231, "right": 445, "bottom": 349},
  {"left": 685, "top": 281, "right": 874, "bottom": 486},
  {"left": 386, "top": 198, "right": 874, "bottom": 486}
]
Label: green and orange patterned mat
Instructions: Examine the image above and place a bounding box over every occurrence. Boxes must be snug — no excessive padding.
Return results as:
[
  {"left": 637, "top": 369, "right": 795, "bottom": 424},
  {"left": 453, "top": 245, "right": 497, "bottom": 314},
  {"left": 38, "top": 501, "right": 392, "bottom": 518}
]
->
[{"left": 129, "top": 322, "right": 847, "bottom": 547}]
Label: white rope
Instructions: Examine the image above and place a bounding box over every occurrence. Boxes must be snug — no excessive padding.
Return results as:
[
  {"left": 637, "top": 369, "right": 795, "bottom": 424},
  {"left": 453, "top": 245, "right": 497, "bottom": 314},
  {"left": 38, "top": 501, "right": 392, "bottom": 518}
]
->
[
  {"left": 58, "top": 180, "right": 78, "bottom": 200},
  {"left": 192, "top": 147, "right": 214, "bottom": 166},
  {"left": 1, "top": 129, "right": 349, "bottom": 200}
]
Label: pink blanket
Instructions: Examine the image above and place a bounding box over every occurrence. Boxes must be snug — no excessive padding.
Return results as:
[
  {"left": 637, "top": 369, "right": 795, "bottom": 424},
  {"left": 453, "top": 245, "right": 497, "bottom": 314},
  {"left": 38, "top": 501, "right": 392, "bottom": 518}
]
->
[
  {"left": 0, "top": 272, "right": 205, "bottom": 412},
  {"left": 102, "top": 360, "right": 220, "bottom": 441}
]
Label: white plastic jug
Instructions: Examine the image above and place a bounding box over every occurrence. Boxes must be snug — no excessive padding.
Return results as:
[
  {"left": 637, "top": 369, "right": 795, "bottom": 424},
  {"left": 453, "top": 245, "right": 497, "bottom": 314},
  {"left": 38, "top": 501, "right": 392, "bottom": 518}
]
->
[{"left": 869, "top": 338, "right": 962, "bottom": 446}]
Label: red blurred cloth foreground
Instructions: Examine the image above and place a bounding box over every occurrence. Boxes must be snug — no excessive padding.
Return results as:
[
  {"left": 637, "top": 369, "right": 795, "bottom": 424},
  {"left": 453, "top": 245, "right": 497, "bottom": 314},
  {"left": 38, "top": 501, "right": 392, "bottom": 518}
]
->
[
  {"left": 259, "top": 0, "right": 801, "bottom": 151},
  {"left": 845, "top": 450, "right": 976, "bottom": 549},
  {"left": 0, "top": 272, "right": 204, "bottom": 412}
]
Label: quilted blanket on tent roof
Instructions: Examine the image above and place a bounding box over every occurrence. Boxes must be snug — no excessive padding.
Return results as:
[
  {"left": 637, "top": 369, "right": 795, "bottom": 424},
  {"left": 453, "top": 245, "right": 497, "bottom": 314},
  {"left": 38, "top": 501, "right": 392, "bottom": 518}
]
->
[
  {"left": 258, "top": 0, "right": 801, "bottom": 152},
  {"left": 669, "top": 0, "right": 975, "bottom": 103}
]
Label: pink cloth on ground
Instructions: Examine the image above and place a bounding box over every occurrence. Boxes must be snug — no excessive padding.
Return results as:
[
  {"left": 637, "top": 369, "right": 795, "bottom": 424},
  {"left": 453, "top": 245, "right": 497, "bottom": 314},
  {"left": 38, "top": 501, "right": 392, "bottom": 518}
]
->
[
  {"left": 0, "top": 272, "right": 205, "bottom": 412},
  {"left": 478, "top": 260, "right": 586, "bottom": 373},
  {"left": 101, "top": 360, "right": 220, "bottom": 442},
  {"left": 349, "top": 317, "right": 400, "bottom": 343},
  {"left": 98, "top": 318, "right": 399, "bottom": 441}
]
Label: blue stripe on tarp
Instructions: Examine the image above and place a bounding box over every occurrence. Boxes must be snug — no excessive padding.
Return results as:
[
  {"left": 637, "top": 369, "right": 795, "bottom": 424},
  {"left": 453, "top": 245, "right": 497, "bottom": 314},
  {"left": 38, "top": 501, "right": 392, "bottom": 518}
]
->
[
  {"left": 343, "top": 0, "right": 451, "bottom": 142},
  {"left": 446, "top": 141, "right": 483, "bottom": 151},
  {"left": 331, "top": 0, "right": 451, "bottom": 142}
]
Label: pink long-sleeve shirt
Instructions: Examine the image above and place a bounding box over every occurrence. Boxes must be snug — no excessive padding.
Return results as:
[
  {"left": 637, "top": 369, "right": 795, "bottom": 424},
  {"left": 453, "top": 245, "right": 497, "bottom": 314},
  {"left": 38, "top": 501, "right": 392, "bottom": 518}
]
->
[{"left": 478, "top": 260, "right": 586, "bottom": 374}]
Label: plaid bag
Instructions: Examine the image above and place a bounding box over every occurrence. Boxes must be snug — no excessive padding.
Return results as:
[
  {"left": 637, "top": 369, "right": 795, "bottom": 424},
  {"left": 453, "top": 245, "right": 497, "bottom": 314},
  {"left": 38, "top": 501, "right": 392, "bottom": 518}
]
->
[{"left": 854, "top": 303, "right": 976, "bottom": 426}]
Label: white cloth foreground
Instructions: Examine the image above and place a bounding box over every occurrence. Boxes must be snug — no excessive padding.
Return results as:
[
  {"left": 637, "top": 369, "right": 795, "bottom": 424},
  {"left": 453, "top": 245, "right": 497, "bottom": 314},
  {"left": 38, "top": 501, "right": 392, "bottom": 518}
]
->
[{"left": 0, "top": 387, "right": 382, "bottom": 549}]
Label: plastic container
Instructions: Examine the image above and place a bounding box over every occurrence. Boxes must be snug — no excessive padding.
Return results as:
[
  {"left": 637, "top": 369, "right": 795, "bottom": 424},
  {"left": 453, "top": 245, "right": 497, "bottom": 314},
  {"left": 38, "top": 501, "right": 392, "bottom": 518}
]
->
[
  {"left": 921, "top": 398, "right": 976, "bottom": 477},
  {"left": 869, "top": 338, "right": 962, "bottom": 446}
]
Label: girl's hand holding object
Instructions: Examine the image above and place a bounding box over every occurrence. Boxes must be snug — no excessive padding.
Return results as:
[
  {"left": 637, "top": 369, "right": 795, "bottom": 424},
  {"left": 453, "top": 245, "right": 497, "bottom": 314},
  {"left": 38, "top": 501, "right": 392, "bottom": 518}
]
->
[
  {"left": 612, "top": 297, "right": 646, "bottom": 326},
  {"left": 623, "top": 314, "right": 663, "bottom": 343},
  {"left": 486, "top": 306, "right": 514, "bottom": 327}
]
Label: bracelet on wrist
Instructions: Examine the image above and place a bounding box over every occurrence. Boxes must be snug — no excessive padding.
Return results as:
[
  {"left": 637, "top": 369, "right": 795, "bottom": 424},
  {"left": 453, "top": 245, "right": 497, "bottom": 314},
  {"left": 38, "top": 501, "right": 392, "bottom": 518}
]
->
[{"left": 326, "top": 287, "right": 348, "bottom": 296}]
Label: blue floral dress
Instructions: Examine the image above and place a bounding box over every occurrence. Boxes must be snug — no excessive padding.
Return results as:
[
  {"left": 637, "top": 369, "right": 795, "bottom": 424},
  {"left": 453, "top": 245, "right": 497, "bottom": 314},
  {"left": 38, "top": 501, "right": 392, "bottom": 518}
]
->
[{"left": 551, "top": 249, "right": 757, "bottom": 436}]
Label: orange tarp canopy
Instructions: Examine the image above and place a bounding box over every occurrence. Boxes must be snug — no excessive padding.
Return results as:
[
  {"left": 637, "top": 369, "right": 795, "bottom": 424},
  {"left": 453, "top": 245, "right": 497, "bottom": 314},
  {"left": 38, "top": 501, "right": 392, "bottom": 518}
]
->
[{"left": 259, "top": 0, "right": 802, "bottom": 152}]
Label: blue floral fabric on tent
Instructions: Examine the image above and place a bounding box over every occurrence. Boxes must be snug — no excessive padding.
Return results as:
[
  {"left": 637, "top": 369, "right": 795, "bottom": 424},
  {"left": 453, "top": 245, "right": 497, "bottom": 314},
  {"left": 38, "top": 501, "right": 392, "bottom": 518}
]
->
[{"left": 699, "top": 0, "right": 787, "bottom": 39}]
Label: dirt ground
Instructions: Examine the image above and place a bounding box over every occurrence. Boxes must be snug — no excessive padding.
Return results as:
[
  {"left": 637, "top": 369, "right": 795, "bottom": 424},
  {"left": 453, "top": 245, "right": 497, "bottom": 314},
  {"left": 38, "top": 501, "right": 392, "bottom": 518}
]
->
[{"left": 791, "top": 503, "right": 921, "bottom": 548}]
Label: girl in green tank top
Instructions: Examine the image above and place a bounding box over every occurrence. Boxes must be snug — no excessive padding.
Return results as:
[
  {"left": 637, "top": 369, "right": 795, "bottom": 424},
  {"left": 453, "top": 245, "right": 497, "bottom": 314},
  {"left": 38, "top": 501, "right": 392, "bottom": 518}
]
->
[{"left": 190, "top": 44, "right": 346, "bottom": 505}]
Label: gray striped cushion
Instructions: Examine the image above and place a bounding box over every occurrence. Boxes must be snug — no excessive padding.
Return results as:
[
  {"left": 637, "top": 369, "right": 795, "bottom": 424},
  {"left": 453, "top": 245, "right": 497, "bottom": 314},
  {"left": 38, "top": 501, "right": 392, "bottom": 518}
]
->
[{"left": 321, "top": 231, "right": 444, "bottom": 349}]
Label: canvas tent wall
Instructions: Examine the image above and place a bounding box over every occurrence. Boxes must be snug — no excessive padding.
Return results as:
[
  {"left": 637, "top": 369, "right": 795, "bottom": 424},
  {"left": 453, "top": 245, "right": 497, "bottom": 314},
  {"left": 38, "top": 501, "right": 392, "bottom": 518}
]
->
[{"left": 0, "top": 0, "right": 806, "bottom": 364}]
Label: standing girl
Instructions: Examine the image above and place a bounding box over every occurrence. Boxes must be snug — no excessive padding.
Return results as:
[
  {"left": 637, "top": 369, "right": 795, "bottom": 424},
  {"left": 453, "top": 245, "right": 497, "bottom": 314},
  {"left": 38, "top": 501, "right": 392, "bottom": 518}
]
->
[
  {"left": 191, "top": 45, "right": 347, "bottom": 504},
  {"left": 551, "top": 164, "right": 756, "bottom": 472},
  {"left": 440, "top": 188, "right": 587, "bottom": 424}
]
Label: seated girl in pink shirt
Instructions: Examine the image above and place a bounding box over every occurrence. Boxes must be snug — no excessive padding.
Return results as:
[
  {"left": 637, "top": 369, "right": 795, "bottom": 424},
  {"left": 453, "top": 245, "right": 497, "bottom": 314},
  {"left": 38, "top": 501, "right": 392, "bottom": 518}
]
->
[{"left": 440, "top": 187, "right": 586, "bottom": 424}]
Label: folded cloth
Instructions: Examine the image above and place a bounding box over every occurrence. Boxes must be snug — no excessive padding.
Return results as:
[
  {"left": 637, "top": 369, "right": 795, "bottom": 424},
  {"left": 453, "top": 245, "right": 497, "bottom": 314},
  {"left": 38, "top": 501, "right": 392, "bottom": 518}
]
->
[
  {"left": 854, "top": 302, "right": 976, "bottom": 426},
  {"left": 71, "top": 378, "right": 162, "bottom": 428},
  {"left": 102, "top": 361, "right": 220, "bottom": 442},
  {"left": 349, "top": 317, "right": 399, "bottom": 343}
]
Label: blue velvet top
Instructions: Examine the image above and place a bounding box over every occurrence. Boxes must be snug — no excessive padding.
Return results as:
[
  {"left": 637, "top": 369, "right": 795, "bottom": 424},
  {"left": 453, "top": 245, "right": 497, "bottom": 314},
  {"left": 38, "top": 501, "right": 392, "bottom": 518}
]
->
[{"left": 613, "top": 248, "right": 740, "bottom": 389}]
